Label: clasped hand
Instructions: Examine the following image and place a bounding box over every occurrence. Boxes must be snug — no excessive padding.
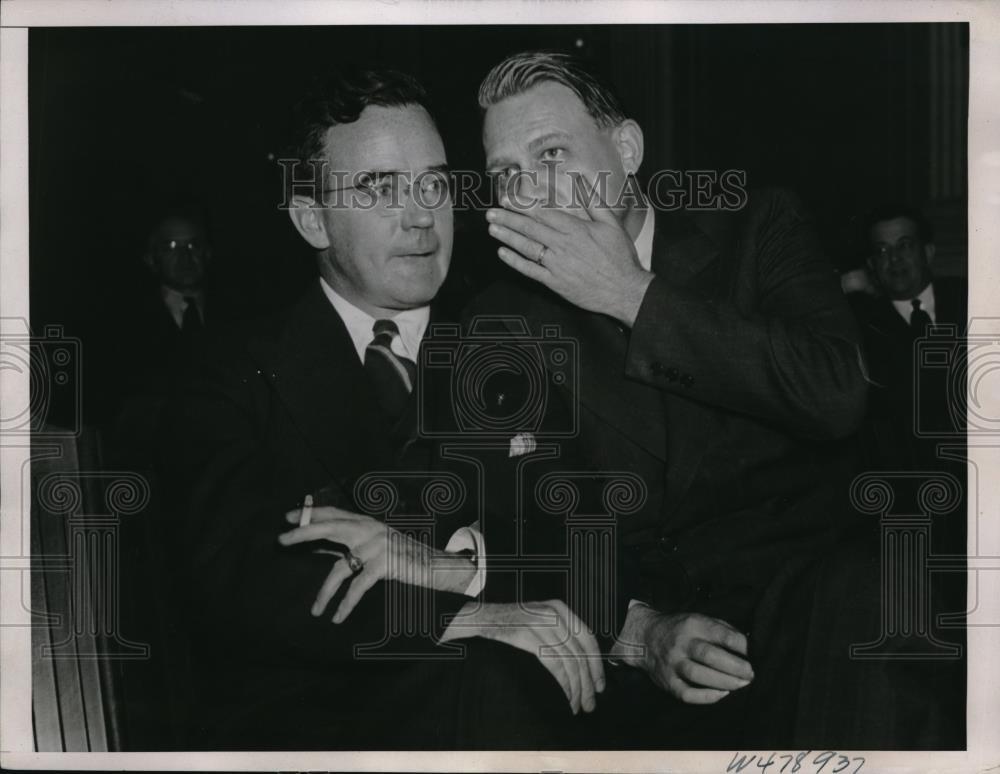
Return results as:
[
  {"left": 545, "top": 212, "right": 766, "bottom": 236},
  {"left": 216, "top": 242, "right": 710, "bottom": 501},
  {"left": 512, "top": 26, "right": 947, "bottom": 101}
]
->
[{"left": 613, "top": 605, "right": 755, "bottom": 704}]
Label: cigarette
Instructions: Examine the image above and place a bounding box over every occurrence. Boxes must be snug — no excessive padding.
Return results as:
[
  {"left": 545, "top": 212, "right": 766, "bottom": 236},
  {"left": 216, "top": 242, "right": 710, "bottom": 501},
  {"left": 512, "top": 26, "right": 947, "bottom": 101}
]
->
[{"left": 300, "top": 494, "right": 313, "bottom": 527}]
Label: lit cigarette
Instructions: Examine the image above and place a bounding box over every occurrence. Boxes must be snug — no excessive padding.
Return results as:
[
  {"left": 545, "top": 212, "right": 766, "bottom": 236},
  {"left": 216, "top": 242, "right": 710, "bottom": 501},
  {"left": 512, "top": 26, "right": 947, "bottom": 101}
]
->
[{"left": 300, "top": 494, "right": 313, "bottom": 527}]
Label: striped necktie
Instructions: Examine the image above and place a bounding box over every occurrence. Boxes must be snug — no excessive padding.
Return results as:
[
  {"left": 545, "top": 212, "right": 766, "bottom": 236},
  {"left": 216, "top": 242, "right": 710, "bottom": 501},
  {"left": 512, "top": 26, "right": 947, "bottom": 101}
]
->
[{"left": 364, "top": 319, "right": 417, "bottom": 422}]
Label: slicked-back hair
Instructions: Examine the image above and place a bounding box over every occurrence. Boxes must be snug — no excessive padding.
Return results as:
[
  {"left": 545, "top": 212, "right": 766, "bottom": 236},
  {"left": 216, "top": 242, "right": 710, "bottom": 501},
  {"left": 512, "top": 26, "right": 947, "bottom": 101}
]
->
[
  {"left": 284, "top": 68, "right": 436, "bottom": 201},
  {"left": 863, "top": 203, "right": 935, "bottom": 247},
  {"left": 478, "top": 51, "right": 627, "bottom": 128}
]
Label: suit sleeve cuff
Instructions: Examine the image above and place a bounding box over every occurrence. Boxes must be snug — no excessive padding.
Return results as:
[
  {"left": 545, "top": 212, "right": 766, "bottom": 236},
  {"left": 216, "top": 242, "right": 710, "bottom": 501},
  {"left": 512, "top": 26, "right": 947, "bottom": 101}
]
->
[{"left": 445, "top": 523, "right": 487, "bottom": 597}]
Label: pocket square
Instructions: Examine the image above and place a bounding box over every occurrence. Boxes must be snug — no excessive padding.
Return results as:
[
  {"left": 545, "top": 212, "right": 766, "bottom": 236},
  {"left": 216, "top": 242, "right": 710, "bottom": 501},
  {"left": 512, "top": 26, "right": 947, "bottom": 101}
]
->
[{"left": 508, "top": 432, "right": 537, "bottom": 458}]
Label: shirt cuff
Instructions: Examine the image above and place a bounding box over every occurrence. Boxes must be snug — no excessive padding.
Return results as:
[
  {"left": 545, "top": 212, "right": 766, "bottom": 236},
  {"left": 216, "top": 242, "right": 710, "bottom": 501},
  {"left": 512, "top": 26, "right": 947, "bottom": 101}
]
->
[
  {"left": 445, "top": 523, "right": 487, "bottom": 597},
  {"left": 609, "top": 599, "right": 651, "bottom": 666}
]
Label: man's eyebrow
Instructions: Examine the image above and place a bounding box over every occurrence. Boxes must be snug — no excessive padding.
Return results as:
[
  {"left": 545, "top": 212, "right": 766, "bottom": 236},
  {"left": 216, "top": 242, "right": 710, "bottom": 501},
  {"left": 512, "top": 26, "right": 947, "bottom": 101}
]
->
[
  {"left": 354, "top": 164, "right": 450, "bottom": 180},
  {"left": 485, "top": 155, "right": 515, "bottom": 172},
  {"left": 527, "top": 132, "right": 571, "bottom": 153},
  {"left": 486, "top": 134, "right": 571, "bottom": 170}
]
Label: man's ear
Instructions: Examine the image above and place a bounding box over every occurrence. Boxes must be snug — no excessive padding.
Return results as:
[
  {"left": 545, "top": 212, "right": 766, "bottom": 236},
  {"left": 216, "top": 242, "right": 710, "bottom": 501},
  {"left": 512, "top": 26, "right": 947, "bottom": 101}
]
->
[
  {"left": 924, "top": 242, "right": 936, "bottom": 265},
  {"left": 288, "top": 195, "right": 331, "bottom": 250},
  {"left": 613, "top": 120, "right": 644, "bottom": 176}
]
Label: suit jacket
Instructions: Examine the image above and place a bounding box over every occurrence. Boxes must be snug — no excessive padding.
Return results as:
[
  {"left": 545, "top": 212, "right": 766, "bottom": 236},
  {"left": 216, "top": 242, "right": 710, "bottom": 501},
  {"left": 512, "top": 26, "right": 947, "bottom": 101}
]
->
[
  {"left": 849, "top": 276, "right": 968, "bottom": 473},
  {"left": 463, "top": 189, "right": 868, "bottom": 641},
  {"left": 158, "top": 281, "right": 471, "bottom": 741}
]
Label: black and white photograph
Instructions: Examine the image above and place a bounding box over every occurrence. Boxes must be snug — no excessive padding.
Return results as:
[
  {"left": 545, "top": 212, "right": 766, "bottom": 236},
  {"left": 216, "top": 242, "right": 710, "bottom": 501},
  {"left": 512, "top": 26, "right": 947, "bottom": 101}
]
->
[{"left": 1, "top": 1, "right": 998, "bottom": 770}]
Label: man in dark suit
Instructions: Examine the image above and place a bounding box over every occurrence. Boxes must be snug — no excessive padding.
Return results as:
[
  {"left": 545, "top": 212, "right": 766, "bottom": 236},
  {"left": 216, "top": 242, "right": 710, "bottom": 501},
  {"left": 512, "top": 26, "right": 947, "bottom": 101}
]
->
[
  {"left": 160, "top": 68, "right": 602, "bottom": 750},
  {"left": 103, "top": 210, "right": 214, "bottom": 465},
  {"left": 849, "top": 204, "right": 968, "bottom": 474},
  {"left": 844, "top": 207, "right": 968, "bottom": 726},
  {"left": 467, "top": 51, "right": 869, "bottom": 747}
]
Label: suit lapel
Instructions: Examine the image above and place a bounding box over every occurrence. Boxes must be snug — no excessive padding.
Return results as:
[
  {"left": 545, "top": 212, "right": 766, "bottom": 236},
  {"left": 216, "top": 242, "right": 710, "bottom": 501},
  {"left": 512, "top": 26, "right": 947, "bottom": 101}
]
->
[
  {"left": 934, "top": 279, "right": 967, "bottom": 330},
  {"left": 649, "top": 210, "right": 721, "bottom": 285},
  {"left": 247, "top": 283, "right": 392, "bottom": 485},
  {"left": 495, "top": 285, "right": 668, "bottom": 462},
  {"left": 648, "top": 211, "right": 725, "bottom": 512},
  {"left": 868, "top": 297, "right": 912, "bottom": 341}
]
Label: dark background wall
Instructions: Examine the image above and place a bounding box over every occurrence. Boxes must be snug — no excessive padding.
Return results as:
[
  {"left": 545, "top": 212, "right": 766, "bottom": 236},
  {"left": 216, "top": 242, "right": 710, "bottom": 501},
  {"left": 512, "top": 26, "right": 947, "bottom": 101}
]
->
[{"left": 29, "top": 23, "right": 968, "bottom": 335}]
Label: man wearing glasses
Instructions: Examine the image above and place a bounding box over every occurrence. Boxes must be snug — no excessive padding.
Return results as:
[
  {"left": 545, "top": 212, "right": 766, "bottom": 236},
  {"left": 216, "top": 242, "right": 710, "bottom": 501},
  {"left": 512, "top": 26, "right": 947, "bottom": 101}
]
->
[{"left": 162, "top": 68, "right": 599, "bottom": 750}]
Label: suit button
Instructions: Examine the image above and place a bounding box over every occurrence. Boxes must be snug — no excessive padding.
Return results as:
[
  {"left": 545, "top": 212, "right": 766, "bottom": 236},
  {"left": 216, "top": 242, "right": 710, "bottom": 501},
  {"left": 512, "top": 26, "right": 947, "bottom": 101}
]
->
[
  {"left": 666, "top": 367, "right": 679, "bottom": 382},
  {"left": 681, "top": 374, "right": 694, "bottom": 387}
]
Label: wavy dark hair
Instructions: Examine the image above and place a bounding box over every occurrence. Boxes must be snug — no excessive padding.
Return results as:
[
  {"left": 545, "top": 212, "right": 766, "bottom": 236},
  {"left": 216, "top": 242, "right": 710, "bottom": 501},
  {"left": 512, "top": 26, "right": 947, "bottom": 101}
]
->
[
  {"left": 863, "top": 203, "right": 935, "bottom": 247},
  {"left": 478, "top": 51, "right": 627, "bottom": 128},
  {"left": 283, "top": 68, "right": 436, "bottom": 200}
]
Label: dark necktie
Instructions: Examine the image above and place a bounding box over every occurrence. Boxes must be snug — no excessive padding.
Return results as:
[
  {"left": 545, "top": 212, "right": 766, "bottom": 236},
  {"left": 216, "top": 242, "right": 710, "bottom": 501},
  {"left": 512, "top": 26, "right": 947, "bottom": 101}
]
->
[
  {"left": 182, "top": 296, "right": 203, "bottom": 335},
  {"left": 364, "top": 319, "right": 417, "bottom": 423},
  {"left": 910, "top": 298, "right": 932, "bottom": 336}
]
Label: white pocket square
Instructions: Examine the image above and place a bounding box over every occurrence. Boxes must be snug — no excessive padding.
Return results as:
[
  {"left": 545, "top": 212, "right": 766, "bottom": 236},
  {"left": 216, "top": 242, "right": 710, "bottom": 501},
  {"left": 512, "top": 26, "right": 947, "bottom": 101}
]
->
[{"left": 508, "top": 432, "right": 537, "bottom": 458}]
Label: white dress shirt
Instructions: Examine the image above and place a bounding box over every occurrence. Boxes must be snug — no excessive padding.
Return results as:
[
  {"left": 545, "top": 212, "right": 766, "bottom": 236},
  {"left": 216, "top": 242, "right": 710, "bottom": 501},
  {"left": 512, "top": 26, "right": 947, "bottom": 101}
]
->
[
  {"left": 319, "top": 276, "right": 486, "bottom": 596},
  {"left": 891, "top": 282, "right": 936, "bottom": 324},
  {"left": 634, "top": 205, "right": 655, "bottom": 272}
]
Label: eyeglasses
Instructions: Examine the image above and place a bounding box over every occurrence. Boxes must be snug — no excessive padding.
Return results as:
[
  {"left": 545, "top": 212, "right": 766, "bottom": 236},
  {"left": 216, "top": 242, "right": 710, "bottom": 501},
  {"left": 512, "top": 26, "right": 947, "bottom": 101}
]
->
[
  {"left": 872, "top": 237, "right": 920, "bottom": 261},
  {"left": 319, "top": 169, "right": 452, "bottom": 213},
  {"left": 155, "top": 238, "right": 207, "bottom": 255}
]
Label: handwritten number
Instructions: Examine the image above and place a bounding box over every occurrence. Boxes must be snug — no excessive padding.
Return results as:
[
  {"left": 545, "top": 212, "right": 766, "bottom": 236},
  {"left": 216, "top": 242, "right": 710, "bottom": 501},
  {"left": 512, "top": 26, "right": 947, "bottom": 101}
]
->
[
  {"left": 733, "top": 750, "right": 858, "bottom": 774},
  {"left": 814, "top": 751, "right": 836, "bottom": 773}
]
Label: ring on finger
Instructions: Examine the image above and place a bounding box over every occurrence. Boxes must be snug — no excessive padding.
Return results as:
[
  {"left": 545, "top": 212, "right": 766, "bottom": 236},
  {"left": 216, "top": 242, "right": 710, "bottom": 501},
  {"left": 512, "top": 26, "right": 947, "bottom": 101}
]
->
[
  {"left": 344, "top": 551, "right": 364, "bottom": 575},
  {"left": 535, "top": 244, "right": 547, "bottom": 266}
]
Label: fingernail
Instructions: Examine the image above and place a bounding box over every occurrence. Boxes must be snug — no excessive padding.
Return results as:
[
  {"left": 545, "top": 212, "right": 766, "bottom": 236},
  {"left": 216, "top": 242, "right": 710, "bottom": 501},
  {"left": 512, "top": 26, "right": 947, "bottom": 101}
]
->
[
  {"left": 486, "top": 209, "right": 497, "bottom": 221},
  {"left": 310, "top": 604, "right": 321, "bottom": 616},
  {"left": 488, "top": 224, "right": 498, "bottom": 235}
]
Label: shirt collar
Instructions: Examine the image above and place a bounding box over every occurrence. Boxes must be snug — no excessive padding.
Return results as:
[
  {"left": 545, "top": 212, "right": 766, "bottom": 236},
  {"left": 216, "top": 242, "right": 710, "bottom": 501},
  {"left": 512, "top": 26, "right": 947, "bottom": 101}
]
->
[
  {"left": 891, "top": 281, "right": 936, "bottom": 324},
  {"left": 634, "top": 205, "right": 655, "bottom": 271},
  {"left": 319, "top": 276, "right": 429, "bottom": 362},
  {"left": 160, "top": 285, "right": 203, "bottom": 328}
]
